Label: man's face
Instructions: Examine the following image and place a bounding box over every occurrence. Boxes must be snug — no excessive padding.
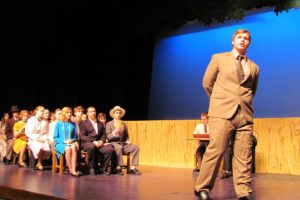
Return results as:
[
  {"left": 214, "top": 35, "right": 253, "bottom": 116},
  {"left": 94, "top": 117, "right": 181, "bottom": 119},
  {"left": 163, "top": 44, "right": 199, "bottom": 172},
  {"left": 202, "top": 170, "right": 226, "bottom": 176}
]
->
[
  {"left": 232, "top": 33, "right": 250, "bottom": 53},
  {"left": 75, "top": 110, "right": 83, "bottom": 118},
  {"left": 113, "top": 110, "right": 123, "bottom": 120},
  {"left": 12, "top": 111, "right": 19, "bottom": 119},
  {"left": 36, "top": 108, "right": 44, "bottom": 119},
  {"left": 87, "top": 108, "right": 96, "bottom": 120},
  {"left": 201, "top": 116, "right": 208, "bottom": 125}
]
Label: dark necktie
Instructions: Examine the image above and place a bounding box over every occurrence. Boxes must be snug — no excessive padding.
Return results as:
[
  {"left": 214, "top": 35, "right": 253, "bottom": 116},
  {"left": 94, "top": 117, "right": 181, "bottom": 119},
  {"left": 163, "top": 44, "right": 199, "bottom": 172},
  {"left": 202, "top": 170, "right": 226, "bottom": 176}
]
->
[
  {"left": 237, "top": 55, "right": 245, "bottom": 82},
  {"left": 204, "top": 124, "right": 207, "bottom": 133}
]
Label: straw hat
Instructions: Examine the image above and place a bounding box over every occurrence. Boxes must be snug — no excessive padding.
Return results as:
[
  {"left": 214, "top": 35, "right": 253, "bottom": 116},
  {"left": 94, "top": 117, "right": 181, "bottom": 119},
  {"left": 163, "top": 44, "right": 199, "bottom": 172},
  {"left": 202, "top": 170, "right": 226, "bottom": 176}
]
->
[{"left": 109, "top": 106, "right": 126, "bottom": 118}]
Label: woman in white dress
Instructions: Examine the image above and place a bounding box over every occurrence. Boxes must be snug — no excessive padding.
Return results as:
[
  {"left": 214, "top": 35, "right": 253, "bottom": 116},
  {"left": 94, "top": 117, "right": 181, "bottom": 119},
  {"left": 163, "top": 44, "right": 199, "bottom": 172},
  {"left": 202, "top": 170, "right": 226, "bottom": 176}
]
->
[{"left": 25, "top": 106, "right": 51, "bottom": 170}]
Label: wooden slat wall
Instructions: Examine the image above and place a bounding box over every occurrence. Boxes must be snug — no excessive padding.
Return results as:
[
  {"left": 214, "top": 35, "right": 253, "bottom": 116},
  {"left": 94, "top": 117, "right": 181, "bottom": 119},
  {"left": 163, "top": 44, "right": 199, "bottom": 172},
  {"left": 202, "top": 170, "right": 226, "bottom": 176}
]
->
[
  {"left": 253, "top": 118, "right": 300, "bottom": 175},
  {"left": 125, "top": 118, "right": 300, "bottom": 175}
]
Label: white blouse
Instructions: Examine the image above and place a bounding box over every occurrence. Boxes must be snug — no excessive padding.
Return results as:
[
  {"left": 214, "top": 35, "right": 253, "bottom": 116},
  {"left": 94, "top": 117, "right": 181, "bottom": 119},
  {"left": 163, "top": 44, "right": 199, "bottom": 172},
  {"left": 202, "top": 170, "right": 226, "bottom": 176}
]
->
[{"left": 25, "top": 116, "right": 49, "bottom": 142}]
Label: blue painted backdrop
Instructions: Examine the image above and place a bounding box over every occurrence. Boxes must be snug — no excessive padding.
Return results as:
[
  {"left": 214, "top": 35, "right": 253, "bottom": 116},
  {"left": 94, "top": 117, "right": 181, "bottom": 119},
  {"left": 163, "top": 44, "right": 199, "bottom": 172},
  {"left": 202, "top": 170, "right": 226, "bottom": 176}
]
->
[{"left": 148, "top": 9, "right": 300, "bottom": 119}]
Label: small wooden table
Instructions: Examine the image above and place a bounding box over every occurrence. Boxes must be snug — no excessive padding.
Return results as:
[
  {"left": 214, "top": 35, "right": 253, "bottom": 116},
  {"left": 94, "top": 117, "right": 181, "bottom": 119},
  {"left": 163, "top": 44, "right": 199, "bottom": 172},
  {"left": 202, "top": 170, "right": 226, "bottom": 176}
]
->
[
  {"left": 186, "top": 137, "right": 210, "bottom": 142},
  {"left": 186, "top": 137, "right": 210, "bottom": 168}
]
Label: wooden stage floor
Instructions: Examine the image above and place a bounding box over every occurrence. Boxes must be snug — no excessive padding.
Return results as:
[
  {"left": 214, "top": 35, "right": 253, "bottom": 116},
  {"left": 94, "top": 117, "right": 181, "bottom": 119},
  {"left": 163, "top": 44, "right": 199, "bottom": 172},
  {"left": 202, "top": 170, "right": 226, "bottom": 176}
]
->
[{"left": 0, "top": 163, "right": 300, "bottom": 200}]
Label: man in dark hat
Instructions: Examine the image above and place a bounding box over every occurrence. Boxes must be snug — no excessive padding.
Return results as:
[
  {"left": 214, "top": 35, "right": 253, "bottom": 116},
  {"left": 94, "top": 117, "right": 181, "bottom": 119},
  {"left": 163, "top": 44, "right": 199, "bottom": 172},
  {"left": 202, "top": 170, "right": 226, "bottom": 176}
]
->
[{"left": 4, "top": 105, "right": 20, "bottom": 164}]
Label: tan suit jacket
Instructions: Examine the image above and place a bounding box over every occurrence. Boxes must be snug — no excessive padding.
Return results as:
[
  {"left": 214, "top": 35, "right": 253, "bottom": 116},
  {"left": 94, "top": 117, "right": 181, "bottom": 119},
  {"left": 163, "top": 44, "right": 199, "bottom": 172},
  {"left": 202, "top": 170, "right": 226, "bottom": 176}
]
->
[{"left": 203, "top": 52, "right": 259, "bottom": 122}]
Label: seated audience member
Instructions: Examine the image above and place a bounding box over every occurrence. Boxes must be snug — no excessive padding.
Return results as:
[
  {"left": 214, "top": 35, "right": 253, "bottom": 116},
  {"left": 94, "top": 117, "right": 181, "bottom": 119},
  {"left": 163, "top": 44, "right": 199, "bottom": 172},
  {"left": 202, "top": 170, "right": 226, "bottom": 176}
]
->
[
  {"left": 79, "top": 106, "right": 114, "bottom": 175},
  {"left": 73, "top": 106, "right": 85, "bottom": 135},
  {"left": 50, "top": 112, "right": 56, "bottom": 122},
  {"left": 72, "top": 106, "right": 85, "bottom": 171},
  {"left": 192, "top": 112, "right": 209, "bottom": 172},
  {"left": 106, "top": 106, "right": 141, "bottom": 175},
  {"left": 81, "top": 113, "right": 87, "bottom": 121},
  {"left": 25, "top": 106, "right": 51, "bottom": 170},
  {"left": 54, "top": 107, "right": 80, "bottom": 177},
  {"left": 13, "top": 110, "right": 30, "bottom": 167},
  {"left": 220, "top": 133, "right": 257, "bottom": 179},
  {"left": 4, "top": 105, "right": 20, "bottom": 165},
  {"left": 97, "top": 113, "right": 107, "bottom": 128},
  {"left": 43, "top": 108, "right": 51, "bottom": 122},
  {"left": 0, "top": 112, "right": 9, "bottom": 134},
  {"left": 0, "top": 112, "right": 9, "bottom": 161},
  {"left": 48, "top": 109, "right": 62, "bottom": 153}
]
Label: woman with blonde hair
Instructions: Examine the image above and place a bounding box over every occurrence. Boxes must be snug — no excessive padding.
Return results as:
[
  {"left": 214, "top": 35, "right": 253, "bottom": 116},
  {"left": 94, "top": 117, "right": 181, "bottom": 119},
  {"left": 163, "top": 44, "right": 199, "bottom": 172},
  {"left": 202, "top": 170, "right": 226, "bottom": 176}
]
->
[
  {"left": 54, "top": 107, "right": 79, "bottom": 176},
  {"left": 13, "top": 110, "right": 30, "bottom": 167}
]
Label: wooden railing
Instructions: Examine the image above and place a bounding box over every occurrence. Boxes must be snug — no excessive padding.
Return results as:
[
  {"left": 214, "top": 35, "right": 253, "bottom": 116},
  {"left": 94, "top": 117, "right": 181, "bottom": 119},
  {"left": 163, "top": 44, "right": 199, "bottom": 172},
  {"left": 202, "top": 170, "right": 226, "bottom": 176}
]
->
[{"left": 125, "top": 118, "right": 300, "bottom": 175}]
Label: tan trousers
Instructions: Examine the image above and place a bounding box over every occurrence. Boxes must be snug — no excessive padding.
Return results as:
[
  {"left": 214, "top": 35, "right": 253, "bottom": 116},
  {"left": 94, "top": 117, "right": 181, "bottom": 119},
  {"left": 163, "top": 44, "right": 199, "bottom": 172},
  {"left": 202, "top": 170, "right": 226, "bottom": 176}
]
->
[
  {"left": 111, "top": 143, "right": 140, "bottom": 166},
  {"left": 194, "top": 109, "right": 253, "bottom": 198}
]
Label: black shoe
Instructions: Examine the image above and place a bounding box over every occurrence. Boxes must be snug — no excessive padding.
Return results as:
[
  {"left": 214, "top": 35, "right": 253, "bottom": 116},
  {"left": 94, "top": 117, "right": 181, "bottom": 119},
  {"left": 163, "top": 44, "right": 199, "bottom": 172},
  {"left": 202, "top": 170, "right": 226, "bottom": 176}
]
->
[
  {"left": 193, "top": 168, "right": 200, "bottom": 172},
  {"left": 239, "top": 195, "right": 253, "bottom": 200},
  {"left": 198, "top": 191, "right": 210, "bottom": 200},
  {"left": 98, "top": 168, "right": 110, "bottom": 175},
  {"left": 113, "top": 168, "right": 124, "bottom": 176},
  {"left": 220, "top": 171, "right": 232, "bottom": 179},
  {"left": 5, "top": 159, "right": 11, "bottom": 165},
  {"left": 89, "top": 167, "right": 96, "bottom": 175},
  {"left": 128, "top": 168, "right": 141, "bottom": 175}
]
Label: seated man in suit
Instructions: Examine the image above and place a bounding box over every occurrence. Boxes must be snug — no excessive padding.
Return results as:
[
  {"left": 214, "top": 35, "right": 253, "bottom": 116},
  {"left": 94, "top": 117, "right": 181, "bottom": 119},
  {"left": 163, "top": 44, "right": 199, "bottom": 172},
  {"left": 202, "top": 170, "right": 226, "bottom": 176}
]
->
[
  {"left": 193, "top": 112, "right": 209, "bottom": 172},
  {"left": 106, "top": 106, "right": 141, "bottom": 175},
  {"left": 79, "top": 106, "right": 114, "bottom": 175}
]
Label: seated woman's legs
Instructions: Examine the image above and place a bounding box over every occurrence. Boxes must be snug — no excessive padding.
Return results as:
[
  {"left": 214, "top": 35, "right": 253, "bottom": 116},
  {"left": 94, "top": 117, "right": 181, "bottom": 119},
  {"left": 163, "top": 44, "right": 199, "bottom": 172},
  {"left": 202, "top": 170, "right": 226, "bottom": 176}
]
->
[{"left": 18, "top": 144, "right": 28, "bottom": 167}]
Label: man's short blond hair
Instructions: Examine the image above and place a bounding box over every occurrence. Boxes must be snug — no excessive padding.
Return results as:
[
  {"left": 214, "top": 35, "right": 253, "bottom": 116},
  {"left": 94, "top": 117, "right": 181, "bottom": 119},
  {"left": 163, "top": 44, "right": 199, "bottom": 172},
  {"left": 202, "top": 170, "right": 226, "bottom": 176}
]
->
[{"left": 232, "top": 29, "right": 251, "bottom": 42}]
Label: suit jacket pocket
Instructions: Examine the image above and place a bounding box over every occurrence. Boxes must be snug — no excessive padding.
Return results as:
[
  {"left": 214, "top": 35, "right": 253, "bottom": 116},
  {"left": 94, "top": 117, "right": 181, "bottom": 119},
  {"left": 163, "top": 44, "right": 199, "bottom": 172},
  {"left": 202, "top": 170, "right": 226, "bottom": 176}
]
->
[{"left": 211, "top": 93, "right": 225, "bottom": 99}]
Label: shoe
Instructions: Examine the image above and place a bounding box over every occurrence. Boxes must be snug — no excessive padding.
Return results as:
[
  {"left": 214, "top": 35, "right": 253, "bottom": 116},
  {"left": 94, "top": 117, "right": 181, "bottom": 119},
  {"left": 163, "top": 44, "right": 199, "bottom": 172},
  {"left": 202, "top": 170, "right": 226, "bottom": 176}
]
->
[
  {"left": 89, "top": 167, "right": 96, "bottom": 175},
  {"left": 220, "top": 171, "right": 232, "bottom": 179},
  {"left": 71, "top": 171, "right": 81, "bottom": 177},
  {"left": 193, "top": 168, "right": 200, "bottom": 172},
  {"left": 98, "top": 168, "right": 110, "bottom": 175},
  {"left": 198, "top": 191, "right": 210, "bottom": 200},
  {"left": 239, "top": 195, "right": 253, "bottom": 200},
  {"left": 35, "top": 164, "right": 43, "bottom": 170},
  {"left": 18, "top": 162, "right": 28, "bottom": 168},
  {"left": 128, "top": 168, "right": 142, "bottom": 175},
  {"left": 5, "top": 159, "right": 11, "bottom": 165},
  {"left": 113, "top": 168, "right": 124, "bottom": 176}
]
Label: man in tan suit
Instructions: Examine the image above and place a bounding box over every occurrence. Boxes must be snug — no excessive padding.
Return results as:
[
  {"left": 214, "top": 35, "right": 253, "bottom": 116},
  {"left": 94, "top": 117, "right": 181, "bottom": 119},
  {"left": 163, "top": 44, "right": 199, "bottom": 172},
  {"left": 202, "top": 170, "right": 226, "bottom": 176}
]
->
[{"left": 194, "top": 29, "right": 259, "bottom": 200}]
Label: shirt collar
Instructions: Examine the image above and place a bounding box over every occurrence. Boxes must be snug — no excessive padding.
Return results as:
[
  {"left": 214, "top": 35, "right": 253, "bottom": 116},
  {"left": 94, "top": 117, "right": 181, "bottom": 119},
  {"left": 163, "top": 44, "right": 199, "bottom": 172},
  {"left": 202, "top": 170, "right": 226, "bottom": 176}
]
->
[{"left": 232, "top": 50, "right": 247, "bottom": 61}]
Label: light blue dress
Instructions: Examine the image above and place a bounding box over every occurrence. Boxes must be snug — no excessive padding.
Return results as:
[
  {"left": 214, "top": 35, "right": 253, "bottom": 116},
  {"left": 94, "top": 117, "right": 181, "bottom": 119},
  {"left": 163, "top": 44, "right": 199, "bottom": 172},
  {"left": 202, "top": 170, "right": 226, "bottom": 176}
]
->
[{"left": 54, "top": 121, "right": 78, "bottom": 158}]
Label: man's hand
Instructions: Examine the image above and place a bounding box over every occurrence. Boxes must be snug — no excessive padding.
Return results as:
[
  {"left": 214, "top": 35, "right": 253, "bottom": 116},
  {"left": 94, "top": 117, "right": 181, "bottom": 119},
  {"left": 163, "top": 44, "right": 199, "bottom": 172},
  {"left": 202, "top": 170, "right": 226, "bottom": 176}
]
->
[
  {"left": 113, "top": 127, "right": 121, "bottom": 137},
  {"left": 93, "top": 140, "right": 104, "bottom": 148}
]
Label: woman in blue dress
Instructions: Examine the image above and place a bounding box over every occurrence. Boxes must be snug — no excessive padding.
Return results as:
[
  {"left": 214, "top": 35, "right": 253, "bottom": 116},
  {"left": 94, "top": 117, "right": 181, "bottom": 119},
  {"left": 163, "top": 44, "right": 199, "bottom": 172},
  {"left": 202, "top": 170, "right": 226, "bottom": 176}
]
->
[{"left": 54, "top": 106, "right": 79, "bottom": 176}]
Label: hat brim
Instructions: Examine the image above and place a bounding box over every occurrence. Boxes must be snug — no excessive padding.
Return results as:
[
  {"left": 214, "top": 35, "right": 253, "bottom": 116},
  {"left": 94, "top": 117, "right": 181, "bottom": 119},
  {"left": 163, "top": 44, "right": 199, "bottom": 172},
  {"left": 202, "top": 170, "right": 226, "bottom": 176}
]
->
[{"left": 109, "top": 107, "right": 126, "bottom": 118}]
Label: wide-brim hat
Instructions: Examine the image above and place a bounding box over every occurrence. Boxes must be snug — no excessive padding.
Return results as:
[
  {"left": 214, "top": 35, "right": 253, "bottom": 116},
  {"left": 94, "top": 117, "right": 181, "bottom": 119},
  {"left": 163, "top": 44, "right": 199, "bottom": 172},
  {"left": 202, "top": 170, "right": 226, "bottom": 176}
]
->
[
  {"left": 10, "top": 105, "right": 20, "bottom": 113},
  {"left": 109, "top": 106, "right": 126, "bottom": 118}
]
